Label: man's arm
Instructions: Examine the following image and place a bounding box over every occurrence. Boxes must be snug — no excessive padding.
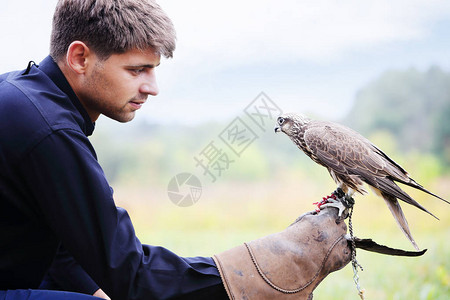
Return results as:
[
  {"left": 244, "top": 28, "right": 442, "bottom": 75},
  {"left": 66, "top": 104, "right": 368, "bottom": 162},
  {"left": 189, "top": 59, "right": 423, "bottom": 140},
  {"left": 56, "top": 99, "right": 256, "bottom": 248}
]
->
[
  {"left": 39, "top": 244, "right": 110, "bottom": 299},
  {"left": 19, "top": 129, "right": 226, "bottom": 299}
]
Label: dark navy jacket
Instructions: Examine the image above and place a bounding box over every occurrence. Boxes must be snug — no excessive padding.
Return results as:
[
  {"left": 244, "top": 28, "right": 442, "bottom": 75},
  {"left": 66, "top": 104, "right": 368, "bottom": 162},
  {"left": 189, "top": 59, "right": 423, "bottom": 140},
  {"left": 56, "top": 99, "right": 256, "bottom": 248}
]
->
[{"left": 0, "top": 56, "right": 226, "bottom": 299}]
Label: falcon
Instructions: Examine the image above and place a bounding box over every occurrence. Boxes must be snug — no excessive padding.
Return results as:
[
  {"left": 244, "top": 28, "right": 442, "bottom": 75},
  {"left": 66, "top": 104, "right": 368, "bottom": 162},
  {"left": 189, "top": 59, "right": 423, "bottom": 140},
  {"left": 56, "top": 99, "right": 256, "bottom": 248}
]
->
[{"left": 274, "top": 113, "right": 449, "bottom": 250}]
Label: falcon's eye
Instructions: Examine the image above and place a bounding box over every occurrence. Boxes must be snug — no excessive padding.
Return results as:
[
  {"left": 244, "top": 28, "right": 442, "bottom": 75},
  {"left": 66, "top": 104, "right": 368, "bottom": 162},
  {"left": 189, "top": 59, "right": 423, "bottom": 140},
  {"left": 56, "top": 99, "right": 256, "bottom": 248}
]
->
[{"left": 278, "top": 117, "right": 285, "bottom": 126}]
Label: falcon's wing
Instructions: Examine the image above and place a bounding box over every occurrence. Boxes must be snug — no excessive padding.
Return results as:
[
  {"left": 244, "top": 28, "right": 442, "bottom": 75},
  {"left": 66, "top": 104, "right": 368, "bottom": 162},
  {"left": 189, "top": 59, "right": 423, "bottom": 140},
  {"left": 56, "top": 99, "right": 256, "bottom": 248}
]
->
[{"left": 303, "top": 122, "right": 384, "bottom": 180}]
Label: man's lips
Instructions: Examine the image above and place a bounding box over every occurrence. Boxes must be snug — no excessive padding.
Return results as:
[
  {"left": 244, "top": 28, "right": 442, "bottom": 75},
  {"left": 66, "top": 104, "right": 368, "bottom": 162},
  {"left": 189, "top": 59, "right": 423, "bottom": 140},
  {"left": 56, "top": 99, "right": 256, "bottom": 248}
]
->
[{"left": 129, "top": 100, "right": 146, "bottom": 109}]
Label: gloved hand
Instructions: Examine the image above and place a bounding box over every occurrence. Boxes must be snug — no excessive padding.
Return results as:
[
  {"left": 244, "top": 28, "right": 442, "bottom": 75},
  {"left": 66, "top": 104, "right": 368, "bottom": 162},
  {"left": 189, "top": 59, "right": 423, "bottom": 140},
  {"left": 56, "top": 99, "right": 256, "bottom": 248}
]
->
[{"left": 213, "top": 207, "right": 351, "bottom": 300}]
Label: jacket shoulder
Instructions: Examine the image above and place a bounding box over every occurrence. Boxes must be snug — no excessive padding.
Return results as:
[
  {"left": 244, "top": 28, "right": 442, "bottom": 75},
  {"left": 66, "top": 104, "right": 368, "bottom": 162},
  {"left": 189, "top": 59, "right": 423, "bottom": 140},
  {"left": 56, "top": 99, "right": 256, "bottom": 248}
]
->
[{"left": 0, "top": 68, "right": 84, "bottom": 162}]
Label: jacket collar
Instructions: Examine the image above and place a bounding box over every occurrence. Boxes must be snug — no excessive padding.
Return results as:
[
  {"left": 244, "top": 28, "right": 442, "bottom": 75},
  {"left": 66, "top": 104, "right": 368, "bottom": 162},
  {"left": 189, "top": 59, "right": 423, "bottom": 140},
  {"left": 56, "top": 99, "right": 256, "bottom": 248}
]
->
[{"left": 38, "top": 56, "right": 95, "bottom": 136}]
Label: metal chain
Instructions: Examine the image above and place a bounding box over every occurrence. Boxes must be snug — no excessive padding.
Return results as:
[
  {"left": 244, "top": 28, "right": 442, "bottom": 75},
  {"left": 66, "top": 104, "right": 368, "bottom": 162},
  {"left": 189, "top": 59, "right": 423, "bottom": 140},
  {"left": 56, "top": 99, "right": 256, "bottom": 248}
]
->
[{"left": 348, "top": 206, "right": 365, "bottom": 299}]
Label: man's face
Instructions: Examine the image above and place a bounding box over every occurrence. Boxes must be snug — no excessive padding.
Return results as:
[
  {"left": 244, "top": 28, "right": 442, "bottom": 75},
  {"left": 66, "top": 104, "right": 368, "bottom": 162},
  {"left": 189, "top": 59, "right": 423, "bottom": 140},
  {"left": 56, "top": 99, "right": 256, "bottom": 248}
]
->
[{"left": 78, "top": 48, "right": 161, "bottom": 123}]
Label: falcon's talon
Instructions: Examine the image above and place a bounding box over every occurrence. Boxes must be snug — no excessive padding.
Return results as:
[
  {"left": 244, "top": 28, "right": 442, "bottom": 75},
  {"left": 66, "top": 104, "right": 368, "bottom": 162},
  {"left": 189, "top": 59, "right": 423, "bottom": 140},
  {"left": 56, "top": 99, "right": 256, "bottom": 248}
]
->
[
  {"left": 321, "top": 201, "right": 348, "bottom": 218},
  {"left": 317, "top": 192, "right": 349, "bottom": 217},
  {"left": 313, "top": 194, "right": 338, "bottom": 212}
]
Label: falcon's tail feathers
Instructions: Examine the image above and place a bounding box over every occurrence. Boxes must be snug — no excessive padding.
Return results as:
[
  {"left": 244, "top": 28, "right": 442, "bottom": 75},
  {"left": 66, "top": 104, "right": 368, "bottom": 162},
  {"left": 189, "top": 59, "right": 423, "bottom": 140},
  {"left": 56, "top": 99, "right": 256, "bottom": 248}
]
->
[
  {"left": 374, "top": 145, "right": 449, "bottom": 205},
  {"left": 376, "top": 177, "right": 438, "bottom": 220},
  {"left": 399, "top": 178, "right": 450, "bottom": 205},
  {"left": 382, "top": 193, "right": 420, "bottom": 251}
]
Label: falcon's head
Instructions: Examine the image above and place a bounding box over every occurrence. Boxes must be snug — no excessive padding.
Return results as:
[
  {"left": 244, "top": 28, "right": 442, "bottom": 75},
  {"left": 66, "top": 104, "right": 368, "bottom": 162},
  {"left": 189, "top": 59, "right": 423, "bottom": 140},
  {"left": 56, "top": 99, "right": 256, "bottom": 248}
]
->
[{"left": 274, "top": 113, "right": 311, "bottom": 137}]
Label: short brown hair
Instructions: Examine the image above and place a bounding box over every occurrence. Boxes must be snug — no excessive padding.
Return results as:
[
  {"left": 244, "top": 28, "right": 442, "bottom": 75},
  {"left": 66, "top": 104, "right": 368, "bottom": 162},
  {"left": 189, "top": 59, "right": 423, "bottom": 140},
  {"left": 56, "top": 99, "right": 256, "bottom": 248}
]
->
[{"left": 50, "top": 0, "right": 176, "bottom": 61}]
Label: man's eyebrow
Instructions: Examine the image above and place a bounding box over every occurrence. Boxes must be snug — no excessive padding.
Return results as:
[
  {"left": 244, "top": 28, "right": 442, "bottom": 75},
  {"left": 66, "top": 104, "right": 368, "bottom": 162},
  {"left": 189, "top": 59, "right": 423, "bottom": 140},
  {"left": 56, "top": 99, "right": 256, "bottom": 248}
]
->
[{"left": 127, "top": 62, "right": 161, "bottom": 68}]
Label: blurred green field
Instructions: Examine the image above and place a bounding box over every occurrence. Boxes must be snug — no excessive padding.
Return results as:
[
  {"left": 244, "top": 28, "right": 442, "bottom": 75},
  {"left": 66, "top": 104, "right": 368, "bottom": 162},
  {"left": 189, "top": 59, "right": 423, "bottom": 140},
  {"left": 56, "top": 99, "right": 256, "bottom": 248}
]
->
[{"left": 111, "top": 170, "right": 449, "bottom": 300}]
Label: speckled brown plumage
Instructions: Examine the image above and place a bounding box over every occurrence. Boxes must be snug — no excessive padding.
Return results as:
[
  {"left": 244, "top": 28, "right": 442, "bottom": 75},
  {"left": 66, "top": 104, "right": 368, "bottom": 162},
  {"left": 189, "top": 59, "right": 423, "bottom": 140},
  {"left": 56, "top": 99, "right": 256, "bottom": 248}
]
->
[{"left": 275, "top": 113, "right": 449, "bottom": 250}]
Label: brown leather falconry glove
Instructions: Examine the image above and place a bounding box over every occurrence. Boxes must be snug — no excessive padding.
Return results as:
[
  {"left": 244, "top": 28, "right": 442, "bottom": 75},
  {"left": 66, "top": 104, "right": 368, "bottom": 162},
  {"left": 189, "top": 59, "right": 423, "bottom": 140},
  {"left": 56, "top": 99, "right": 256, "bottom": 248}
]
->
[{"left": 213, "top": 207, "right": 352, "bottom": 300}]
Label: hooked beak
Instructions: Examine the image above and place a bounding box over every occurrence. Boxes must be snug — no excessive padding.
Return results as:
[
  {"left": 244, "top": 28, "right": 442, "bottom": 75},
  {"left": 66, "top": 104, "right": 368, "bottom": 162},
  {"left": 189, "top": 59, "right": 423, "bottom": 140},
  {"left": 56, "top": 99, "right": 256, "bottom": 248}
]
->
[{"left": 274, "top": 126, "right": 281, "bottom": 133}]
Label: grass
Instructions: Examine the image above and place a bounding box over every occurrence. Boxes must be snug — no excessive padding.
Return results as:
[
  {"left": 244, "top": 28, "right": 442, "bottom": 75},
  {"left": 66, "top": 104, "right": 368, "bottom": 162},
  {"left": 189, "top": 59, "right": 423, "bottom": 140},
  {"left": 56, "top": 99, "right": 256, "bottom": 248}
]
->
[{"left": 112, "top": 172, "right": 450, "bottom": 299}]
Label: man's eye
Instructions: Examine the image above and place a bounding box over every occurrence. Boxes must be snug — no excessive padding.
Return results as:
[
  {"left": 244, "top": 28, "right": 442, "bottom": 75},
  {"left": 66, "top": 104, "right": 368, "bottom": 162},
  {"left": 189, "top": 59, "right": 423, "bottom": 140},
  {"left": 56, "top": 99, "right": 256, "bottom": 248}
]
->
[{"left": 130, "top": 68, "right": 145, "bottom": 75}]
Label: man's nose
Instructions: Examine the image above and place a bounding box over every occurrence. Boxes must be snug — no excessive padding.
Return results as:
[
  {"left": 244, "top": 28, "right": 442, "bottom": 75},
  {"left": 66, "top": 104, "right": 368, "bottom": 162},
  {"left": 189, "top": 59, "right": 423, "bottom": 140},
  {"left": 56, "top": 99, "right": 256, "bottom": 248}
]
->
[{"left": 140, "top": 73, "right": 159, "bottom": 96}]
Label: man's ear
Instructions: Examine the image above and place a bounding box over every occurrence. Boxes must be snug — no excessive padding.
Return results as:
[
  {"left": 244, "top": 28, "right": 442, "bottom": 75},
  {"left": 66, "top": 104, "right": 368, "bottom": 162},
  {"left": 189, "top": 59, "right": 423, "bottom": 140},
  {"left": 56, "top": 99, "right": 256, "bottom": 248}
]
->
[{"left": 65, "top": 41, "right": 92, "bottom": 74}]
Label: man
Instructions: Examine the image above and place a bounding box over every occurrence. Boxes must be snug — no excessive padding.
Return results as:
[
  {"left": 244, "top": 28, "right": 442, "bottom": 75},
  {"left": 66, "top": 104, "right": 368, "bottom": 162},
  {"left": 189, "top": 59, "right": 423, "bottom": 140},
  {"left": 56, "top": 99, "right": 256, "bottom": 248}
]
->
[
  {"left": 0, "top": 1, "right": 351, "bottom": 299},
  {"left": 0, "top": 0, "right": 228, "bottom": 299}
]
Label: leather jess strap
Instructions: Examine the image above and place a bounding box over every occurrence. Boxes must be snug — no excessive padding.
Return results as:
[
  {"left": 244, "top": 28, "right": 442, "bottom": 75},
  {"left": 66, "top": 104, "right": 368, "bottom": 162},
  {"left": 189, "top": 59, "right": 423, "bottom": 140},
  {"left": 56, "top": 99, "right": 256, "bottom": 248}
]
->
[{"left": 350, "top": 236, "right": 427, "bottom": 257}]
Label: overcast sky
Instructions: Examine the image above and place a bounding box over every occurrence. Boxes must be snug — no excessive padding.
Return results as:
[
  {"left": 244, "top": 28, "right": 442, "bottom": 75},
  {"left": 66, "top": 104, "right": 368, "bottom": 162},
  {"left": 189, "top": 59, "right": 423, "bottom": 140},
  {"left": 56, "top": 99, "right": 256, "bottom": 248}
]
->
[{"left": 1, "top": 0, "right": 449, "bottom": 125}]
